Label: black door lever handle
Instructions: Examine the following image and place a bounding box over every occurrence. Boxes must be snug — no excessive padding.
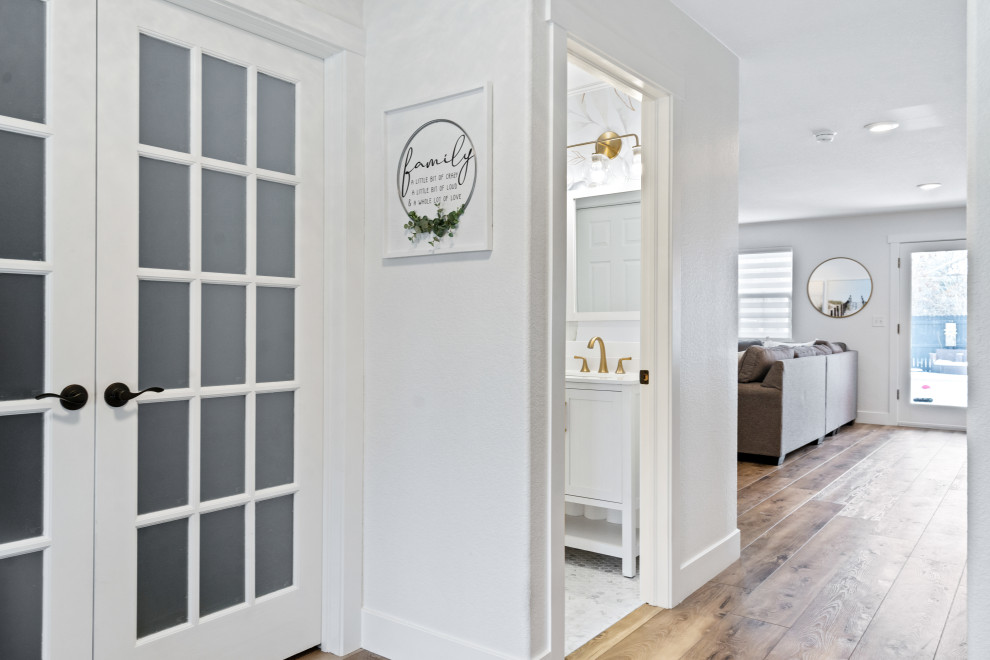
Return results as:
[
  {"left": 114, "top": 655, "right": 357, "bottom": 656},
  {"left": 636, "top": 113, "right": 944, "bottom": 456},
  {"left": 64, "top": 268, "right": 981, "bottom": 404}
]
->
[
  {"left": 35, "top": 384, "right": 89, "bottom": 411},
  {"left": 104, "top": 382, "right": 164, "bottom": 408}
]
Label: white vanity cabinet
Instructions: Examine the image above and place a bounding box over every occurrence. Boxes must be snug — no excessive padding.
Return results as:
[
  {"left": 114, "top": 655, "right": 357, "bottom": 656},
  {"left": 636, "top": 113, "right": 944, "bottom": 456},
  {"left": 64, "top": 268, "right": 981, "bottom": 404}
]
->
[{"left": 564, "top": 377, "right": 640, "bottom": 577}]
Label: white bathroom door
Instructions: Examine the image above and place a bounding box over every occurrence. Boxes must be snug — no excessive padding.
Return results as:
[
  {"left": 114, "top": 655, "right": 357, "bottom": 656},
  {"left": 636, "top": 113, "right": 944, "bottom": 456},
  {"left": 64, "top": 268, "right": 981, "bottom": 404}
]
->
[
  {"left": 93, "top": 1, "right": 325, "bottom": 658},
  {"left": 0, "top": 0, "right": 97, "bottom": 657}
]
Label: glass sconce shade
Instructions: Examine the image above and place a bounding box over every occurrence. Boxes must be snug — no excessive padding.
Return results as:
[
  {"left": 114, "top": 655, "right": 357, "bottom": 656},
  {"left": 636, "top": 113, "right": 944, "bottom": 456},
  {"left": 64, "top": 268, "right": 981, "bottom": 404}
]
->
[
  {"left": 630, "top": 145, "right": 643, "bottom": 180},
  {"left": 589, "top": 152, "right": 608, "bottom": 186}
]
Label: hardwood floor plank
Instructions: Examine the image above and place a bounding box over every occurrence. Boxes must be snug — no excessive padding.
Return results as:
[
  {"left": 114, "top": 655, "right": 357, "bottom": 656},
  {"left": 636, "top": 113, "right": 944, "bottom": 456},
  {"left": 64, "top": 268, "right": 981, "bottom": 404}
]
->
[
  {"left": 735, "top": 516, "right": 916, "bottom": 628},
  {"left": 679, "top": 614, "right": 787, "bottom": 660},
  {"left": 851, "top": 557, "right": 964, "bottom": 659},
  {"left": 598, "top": 582, "right": 744, "bottom": 659},
  {"left": 789, "top": 427, "right": 894, "bottom": 493},
  {"left": 715, "top": 500, "right": 844, "bottom": 590},
  {"left": 763, "top": 529, "right": 914, "bottom": 659},
  {"left": 871, "top": 438, "right": 967, "bottom": 542},
  {"left": 737, "top": 461, "right": 781, "bottom": 490},
  {"left": 567, "top": 604, "right": 662, "bottom": 660},
  {"left": 924, "top": 487, "right": 967, "bottom": 538},
  {"left": 934, "top": 565, "right": 967, "bottom": 660},
  {"left": 736, "top": 427, "right": 888, "bottom": 517},
  {"left": 813, "top": 429, "right": 924, "bottom": 504},
  {"left": 770, "top": 430, "right": 866, "bottom": 480},
  {"left": 737, "top": 487, "right": 816, "bottom": 548},
  {"left": 736, "top": 475, "right": 794, "bottom": 516},
  {"left": 816, "top": 430, "right": 946, "bottom": 520},
  {"left": 914, "top": 486, "right": 968, "bottom": 566},
  {"left": 736, "top": 433, "right": 840, "bottom": 491}
]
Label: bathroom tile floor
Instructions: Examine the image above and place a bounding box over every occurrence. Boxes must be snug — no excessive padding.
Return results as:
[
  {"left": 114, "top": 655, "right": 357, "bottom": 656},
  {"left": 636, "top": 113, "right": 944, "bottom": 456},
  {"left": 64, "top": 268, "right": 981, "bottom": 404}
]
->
[{"left": 565, "top": 547, "right": 641, "bottom": 654}]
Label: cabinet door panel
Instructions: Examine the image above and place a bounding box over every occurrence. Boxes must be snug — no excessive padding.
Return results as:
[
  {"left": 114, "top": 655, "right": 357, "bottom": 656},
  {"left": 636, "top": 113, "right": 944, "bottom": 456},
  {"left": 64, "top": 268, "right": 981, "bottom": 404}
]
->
[{"left": 565, "top": 388, "right": 623, "bottom": 502}]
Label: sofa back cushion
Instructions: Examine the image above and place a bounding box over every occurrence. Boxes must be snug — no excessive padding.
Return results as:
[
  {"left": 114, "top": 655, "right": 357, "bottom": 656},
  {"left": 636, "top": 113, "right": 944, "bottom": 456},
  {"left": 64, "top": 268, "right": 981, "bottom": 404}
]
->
[
  {"left": 738, "top": 338, "right": 763, "bottom": 352},
  {"left": 738, "top": 346, "right": 795, "bottom": 383},
  {"left": 815, "top": 339, "right": 845, "bottom": 353},
  {"left": 793, "top": 346, "right": 818, "bottom": 358}
]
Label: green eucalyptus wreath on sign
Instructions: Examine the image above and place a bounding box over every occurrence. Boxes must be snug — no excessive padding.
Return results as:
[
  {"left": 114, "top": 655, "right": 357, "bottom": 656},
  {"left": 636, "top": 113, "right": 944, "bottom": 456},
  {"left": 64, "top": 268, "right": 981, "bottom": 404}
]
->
[{"left": 404, "top": 202, "right": 467, "bottom": 247}]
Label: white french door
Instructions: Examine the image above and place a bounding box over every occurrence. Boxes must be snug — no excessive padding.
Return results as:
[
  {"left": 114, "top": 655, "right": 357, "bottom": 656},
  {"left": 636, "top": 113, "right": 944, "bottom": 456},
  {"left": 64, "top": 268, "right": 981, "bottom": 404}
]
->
[
  {"left": 1, "top": 0, "right": 326, "bottom": 658},
  {"left": 897, "top": 240, "right": 967, "bottom": 430},
  {"left": 94, "top": 1, "right": 325, "bottom": 658},
  {"left": 0, "top": 0, "right": 97, "bottom": 657}
]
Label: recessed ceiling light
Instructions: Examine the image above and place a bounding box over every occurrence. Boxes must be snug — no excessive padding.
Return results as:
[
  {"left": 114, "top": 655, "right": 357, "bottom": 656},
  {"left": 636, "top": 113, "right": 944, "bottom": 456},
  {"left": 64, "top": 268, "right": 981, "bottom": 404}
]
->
[
  {"left": 814, "top": 130, "right": 837, "bottom": 142},
  {"left": 865, "top": 121, "right": 900, "bottom": 133},
  {"left": 917, "top": 182, "right": 942, "bottom": 191}
]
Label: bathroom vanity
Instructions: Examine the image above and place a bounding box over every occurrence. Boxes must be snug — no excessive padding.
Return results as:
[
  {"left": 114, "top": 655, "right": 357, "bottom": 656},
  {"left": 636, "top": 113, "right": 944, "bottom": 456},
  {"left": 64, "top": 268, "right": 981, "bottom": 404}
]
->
[{"left": 564, "top": 373, "right": 640, "bottom": 577}]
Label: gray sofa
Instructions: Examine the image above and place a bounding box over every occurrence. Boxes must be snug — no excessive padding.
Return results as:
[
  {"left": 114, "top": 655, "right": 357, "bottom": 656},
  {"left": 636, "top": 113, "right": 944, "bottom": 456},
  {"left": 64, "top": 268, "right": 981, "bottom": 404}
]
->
[{"left": 737, "top": 341, "right": 858, "bottom": 464}]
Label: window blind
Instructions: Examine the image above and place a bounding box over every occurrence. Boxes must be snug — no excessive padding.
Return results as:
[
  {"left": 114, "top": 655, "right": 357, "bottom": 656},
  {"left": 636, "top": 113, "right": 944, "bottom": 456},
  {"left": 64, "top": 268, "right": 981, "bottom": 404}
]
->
[{"left": 739, "top": 248, "right": 793, "bottom": 339}]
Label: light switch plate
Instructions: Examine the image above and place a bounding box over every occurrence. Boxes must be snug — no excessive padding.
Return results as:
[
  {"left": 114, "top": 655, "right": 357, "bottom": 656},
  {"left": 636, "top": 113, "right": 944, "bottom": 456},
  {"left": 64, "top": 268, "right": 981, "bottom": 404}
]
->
[{"left": 873, "top": 315, "right": 886, "bottom": 327}]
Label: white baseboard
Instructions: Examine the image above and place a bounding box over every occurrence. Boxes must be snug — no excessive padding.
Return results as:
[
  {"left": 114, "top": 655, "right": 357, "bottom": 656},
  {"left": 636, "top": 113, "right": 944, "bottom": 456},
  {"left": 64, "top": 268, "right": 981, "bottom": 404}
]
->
[
  {"left": 362, "top": 608, "right": 524, "bottom": 660},
  {"left": 673, "top": 529, "right": 740, "bottom": 604},
  {"left": 854, "top": 410, "right": 893, "bottom": 426}
]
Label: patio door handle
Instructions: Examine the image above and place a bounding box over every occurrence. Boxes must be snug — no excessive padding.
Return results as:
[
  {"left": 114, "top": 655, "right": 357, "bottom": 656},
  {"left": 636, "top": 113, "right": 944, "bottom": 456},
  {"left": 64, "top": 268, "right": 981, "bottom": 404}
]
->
[
  {"left": 35, "top": 384, "right": 89, "bottom": 411},
  {"left": 104, "top": 382, "right": 164, "bottom": 408}
]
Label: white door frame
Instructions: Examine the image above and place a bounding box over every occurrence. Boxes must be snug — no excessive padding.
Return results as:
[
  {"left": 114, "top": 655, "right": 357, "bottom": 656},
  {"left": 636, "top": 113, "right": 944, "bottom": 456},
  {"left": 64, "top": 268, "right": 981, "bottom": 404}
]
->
[
  {"left": 887, "top": 230, "right": 967, "bottom": 429},
  {"left": 155, "top": 2, "right": 366, "bottom": 654},
  {"left": 547, "top": 28, "right": 674, "bottom": 656},
  {"left": 887, "top": 231, "right": 968, "bottom": 431}
]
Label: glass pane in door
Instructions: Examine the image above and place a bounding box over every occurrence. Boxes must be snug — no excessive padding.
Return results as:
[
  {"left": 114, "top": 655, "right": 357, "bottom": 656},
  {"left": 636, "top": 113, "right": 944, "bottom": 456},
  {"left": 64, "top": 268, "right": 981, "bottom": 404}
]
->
[
  {"left": 0, "top": 551, "right": 44, "bottom": 659},
  {"left": 0, "top": 0, "right": 46, "bottom": 123},
  {"left": 0, "top": 274, "right": 45, "bottom": 401},
  {"left": 910, "top": 249, "right": 968, "bottom": 407},
  {"left": 139, "top": 34, "right": 190, "bottom": 153},
  {"left": 0, "top": 413, "right": 44, "bottom": 544},
  {"left": 137, "top": 518, "right": 189, "bottom": 638},
  {"left": 0, "top": 130, "right": 45, "bottom": 261}
]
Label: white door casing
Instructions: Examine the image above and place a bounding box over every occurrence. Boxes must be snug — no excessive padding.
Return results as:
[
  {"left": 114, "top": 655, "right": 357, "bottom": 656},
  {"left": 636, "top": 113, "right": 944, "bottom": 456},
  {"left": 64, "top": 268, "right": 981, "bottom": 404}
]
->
[
  {"left": 94, "top": 1, "right": 325, "bottom": 658},
  {"left": 0, "top": 0, "right": 97, "bottom": 656}
]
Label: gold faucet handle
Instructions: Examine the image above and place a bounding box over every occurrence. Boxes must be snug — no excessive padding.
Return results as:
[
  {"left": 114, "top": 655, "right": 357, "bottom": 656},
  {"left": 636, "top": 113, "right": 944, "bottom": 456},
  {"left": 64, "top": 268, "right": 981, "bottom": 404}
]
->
[
  {"left": 616, "top": 357, "right": 633, "bottom": 374},
  {"left": 573, "top": 355, "right": 590, "bottom": 373}
]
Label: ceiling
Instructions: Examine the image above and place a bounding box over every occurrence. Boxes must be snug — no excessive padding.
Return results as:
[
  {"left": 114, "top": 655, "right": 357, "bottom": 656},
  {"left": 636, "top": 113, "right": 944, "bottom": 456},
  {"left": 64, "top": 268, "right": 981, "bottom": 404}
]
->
[{"left": 664, "top": 0, "right": 967, "bottom": 223}]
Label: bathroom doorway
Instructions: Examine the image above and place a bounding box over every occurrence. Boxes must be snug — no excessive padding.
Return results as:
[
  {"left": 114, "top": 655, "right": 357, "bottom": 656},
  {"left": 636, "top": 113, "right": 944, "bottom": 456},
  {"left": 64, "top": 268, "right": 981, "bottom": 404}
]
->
[{"left": 553, "top": 50, "right": 673, "bottom": 654}]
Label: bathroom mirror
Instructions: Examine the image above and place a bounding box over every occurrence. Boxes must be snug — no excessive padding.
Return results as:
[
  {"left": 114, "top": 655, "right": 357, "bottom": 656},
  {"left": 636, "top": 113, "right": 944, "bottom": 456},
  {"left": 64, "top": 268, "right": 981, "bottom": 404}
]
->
[
  {"left": 567, "top": 187, "right": 641, "bottom": 321},
  {"left": 807, "top": 257, "right": 873, "bottom": 317}
]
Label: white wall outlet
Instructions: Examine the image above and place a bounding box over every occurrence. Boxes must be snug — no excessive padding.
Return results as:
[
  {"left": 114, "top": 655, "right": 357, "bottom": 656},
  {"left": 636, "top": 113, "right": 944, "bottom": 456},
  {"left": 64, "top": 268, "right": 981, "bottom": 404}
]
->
[{"left": 873, "top": 315, "right": 886, "bottom": 327}]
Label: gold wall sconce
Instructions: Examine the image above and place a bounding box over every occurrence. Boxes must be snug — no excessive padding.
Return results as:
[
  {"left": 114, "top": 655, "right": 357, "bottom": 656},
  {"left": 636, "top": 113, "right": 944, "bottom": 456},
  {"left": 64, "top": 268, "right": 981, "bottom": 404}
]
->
[
  {"left": 567, "top": 131, "right": 642, "bottom": 185},
  {"left": 567, "top": 131, "right": 640, "bottom": 159}
]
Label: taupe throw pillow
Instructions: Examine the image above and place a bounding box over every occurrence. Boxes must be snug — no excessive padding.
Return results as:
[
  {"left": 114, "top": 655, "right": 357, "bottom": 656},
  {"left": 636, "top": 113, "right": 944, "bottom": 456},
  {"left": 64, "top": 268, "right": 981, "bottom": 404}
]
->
[
  {"left": 812, "top": 344, "right": 832, "bottom": 355},
  {"left": 738, "top": 346, "right": 795, "bottom": 383},
  {"left": 761, "top": 361, "right": 785, "bottom": 390}
]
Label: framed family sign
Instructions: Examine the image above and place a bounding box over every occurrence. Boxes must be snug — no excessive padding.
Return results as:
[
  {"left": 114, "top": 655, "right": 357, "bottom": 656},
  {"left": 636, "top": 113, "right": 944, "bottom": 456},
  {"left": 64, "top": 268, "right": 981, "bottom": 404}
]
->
[{"left": 383, "top": 83, "right": 492, "bottom": 258}]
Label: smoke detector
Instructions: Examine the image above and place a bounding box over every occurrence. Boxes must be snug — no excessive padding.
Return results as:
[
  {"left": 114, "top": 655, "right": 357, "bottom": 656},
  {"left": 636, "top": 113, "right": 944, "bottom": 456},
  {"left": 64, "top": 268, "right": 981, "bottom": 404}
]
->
[{"left": 814, "top": 130, "right": 837, "bottom": 143}]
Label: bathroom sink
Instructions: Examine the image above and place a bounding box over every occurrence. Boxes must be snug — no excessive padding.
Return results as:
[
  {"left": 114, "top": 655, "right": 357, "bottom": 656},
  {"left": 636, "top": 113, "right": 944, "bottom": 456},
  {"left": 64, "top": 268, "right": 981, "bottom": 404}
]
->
[{"left": 565, "top": 372, "right": 638, "bottom": 383}]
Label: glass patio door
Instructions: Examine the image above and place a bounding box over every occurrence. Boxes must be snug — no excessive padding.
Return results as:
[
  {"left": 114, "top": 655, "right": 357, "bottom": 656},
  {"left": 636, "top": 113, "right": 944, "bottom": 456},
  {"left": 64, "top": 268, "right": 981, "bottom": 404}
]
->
[
  {"left": 0, "top": 0, "right": 98, "bottom": 657},
  {"left": 92, "top": 0, "right": 326, "bottom": 658},
  {"left": 898, "top": 240, "right": 967, "bottom": 429}
]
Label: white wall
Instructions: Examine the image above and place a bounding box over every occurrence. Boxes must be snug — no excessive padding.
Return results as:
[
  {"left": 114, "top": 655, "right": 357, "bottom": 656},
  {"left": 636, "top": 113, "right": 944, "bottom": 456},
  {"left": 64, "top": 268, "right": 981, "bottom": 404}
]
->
[
  {"left": 549, "top": 0, "right": 740, "bottom": 605},
  {"left": 740, "top": 207, "right": 966, "bottom": 425},
  {"left": 967, "top": 0, "right": 989, "bottom": 655},
  {"left": 361, "top": 1, "right": 737, "bottom": 656},
  {"left": 361, "top": 1, "right": 547, "bottom": 658}
]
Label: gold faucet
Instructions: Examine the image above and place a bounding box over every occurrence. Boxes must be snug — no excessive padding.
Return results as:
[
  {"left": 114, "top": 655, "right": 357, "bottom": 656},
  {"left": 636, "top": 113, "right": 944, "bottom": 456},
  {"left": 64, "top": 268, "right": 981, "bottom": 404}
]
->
[
  {"left": 573, "top": 355, "right": 591, "bottom": 372},
  {"left": 588, "top": 336, "right": 608, "bottom": 373},
  {"left": 616, "top": 357, "right": 632, "bottom": 374}
]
